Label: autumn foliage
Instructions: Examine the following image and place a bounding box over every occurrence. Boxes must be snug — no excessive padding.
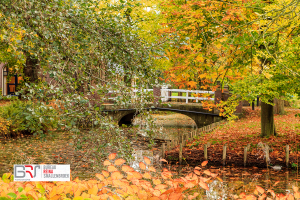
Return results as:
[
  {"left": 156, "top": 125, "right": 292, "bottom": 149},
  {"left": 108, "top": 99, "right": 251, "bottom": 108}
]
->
[
  {"left": 1, "top": 153, "right": 300, "bottom": 199},
  {"left": 0, "top": 154, "right": 212, "bottom": 200}
]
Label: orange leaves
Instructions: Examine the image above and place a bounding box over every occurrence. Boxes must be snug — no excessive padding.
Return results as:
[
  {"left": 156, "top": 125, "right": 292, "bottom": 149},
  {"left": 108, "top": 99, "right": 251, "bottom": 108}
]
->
[
  {"left": 161, "top": 170, "right": 172, "bottom": 179},
  {"left": 103, "top": 160, "right": 111, "bottom": 166},
  {"left": 137, "top": 190, "right": 148, "bottom": 199},
  {"left": 144, "top": 156, "right": 151, "bottom": 165},
  {"left": 201, "top": 161, "right": 208, "bottom": 167},
  {"left": 143, "top": 172, "right": 152, "bottom": 179},
  {"left": 2, "top": 153, "right": 296, "bottom": 200},
  {"left": 88, "top": 185, "right": 98, "bottom": 195},
  {"left": 154, "top": 184, "right": 168, "bottom": 190},
  {"left": 108, "top": 153, "right": 117, "bottom": 160},
  {"left": 203, "top": 170, "right": 211, "bottom": 176},
  {"left": 139, "top": 162, "right": 146, "bottom": 170},
  {"left": 95, "top": 173, "right": 104, "bottom": 181},
  {"left": 111, "top": 171, "right": 123, "bottom": 180},
  {"left": 107, "top": 165, "right": 118, "bottom": 172},
  {"left": 102, "top": 170, "right": 109, "bottom": 177},
  {"left": 168, "top": 192, "right": 182, "bottom": 200},
  {"left": 199, "top": 180, "right": 209, "bottom": 191},
  {"left": 115, "top": 159, "right": 126, "bottom": 166},
  {"left": 127, "top": 172, "right": 143, "bottom": 180},
  {"left": 256, "top": 185, "right": 265, "bottom": 194},
  {"left": 187, "top": 81, "right": 197, "bottom": 89},
  {"left": 194, "top": 170, "right": 201, "bottom": 175},
  {"left": 122, "top": 165, "right": 134, "bottom": 172},
  {"left": 148, "top": 166, "right": 156, "bottom": 172}
]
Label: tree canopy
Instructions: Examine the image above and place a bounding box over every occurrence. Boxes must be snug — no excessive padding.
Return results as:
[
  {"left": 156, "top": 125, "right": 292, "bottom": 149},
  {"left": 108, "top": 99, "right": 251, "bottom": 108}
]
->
[
  {"left": 1, "top": 0, "right": 300, "bottom": 139},
  {"left": 0, "top": 0, "right": 159, "bottom": 157}
]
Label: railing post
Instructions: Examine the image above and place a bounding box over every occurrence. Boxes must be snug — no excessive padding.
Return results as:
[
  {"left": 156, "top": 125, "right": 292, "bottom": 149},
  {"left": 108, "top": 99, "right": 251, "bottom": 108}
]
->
[{"left": 186, "top": 91, "right": 188, "bottom": 103}]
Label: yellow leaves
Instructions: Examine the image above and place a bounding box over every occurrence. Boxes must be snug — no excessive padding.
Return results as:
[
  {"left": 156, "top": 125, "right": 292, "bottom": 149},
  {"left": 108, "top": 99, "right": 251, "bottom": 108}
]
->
[
  {"left": 48, "top": 186, "right": 58, "bottom": 199},
  {"left": 187, "top": 81, "right": 197, "bottom": 89},
  {"left": 196, "top": 56, "right": 204, "bottom": 63},
  {"left": 198, "top": 73, "right": 207, "bottom": 79},
  {"left": 263, "top": 72, "right": 273, "bottom": 79},
  {"left": 49, "top": 194, "right": 61, "bottom": 200}
]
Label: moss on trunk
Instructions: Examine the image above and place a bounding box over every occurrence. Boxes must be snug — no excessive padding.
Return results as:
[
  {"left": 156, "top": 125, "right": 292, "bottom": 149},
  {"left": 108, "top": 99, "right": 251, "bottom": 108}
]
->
[{"left": 261, "top": 101, "right": 277, "bottom": 137}]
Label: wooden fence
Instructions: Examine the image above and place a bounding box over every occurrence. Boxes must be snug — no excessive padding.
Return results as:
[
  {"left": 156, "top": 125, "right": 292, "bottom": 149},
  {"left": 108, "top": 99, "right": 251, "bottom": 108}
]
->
[{"left": 161, "top": 120, "right": 290, "bottom": 168}]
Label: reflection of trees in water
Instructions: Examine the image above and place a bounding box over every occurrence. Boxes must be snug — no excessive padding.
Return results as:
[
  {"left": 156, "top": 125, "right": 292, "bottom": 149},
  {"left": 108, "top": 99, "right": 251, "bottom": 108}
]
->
[
  {"left": 206, "top": 180, "right": 229, "bottom": 200},
  {"left": 130, "top": 149, "right": 161, "bottom": 172}
]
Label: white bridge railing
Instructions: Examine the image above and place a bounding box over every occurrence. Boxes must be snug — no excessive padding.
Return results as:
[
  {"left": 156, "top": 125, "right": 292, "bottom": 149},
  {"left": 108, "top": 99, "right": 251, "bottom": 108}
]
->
[
  {"left": 107, "top": 88, "right": 215, "bottom": 104},
  {"left": 160, "top": 89, "right": 214, "bottom": 103}
]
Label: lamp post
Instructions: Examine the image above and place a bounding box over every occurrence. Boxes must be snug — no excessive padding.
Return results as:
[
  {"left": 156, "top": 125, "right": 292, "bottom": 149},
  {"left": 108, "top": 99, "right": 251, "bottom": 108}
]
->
[{"left": 2, "top": 67, "right": 8, "bottom": 95}]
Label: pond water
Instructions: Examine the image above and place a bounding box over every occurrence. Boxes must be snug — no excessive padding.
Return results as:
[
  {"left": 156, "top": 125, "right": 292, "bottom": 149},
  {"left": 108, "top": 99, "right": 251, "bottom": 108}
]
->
[
  {"left": 1, "top": 111, "right": 299, "bottom": 198},
  {"left": 131, "top": 112, "right": 300, "bottom": 198}
]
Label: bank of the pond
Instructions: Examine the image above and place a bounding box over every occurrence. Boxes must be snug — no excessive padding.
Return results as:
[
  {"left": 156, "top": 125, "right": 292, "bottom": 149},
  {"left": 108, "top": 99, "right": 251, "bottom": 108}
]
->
[{"left": 165, "top": 107, "right": 300, "bottom": 168}]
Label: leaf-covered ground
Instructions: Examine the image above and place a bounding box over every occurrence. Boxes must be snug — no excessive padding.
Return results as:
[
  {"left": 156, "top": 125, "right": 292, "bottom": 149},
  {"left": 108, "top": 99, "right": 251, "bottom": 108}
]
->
[
  {"left": 0, "top": 130, "right": 103, "bottom": 179},
  {"left": 166, "top": 107, "right": 300, "bottom": 168}
]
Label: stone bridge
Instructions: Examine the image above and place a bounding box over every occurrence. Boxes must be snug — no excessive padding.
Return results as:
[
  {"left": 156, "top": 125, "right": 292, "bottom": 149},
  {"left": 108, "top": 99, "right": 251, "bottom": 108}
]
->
[
  {"left": 103, "top": 103, "right": 223, "bottom": 127},
  {"left": 103, "top": 85, "right": 242, "bottom": 127}
]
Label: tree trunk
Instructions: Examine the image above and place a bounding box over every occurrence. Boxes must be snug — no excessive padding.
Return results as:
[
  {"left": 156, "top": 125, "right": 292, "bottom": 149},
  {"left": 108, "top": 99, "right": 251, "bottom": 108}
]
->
[
  {"left": 274, "top": 98, "right": 285, "bottom": 114},
  {"left": 261, "top": 101, "right": 277, "bottom": 137}
]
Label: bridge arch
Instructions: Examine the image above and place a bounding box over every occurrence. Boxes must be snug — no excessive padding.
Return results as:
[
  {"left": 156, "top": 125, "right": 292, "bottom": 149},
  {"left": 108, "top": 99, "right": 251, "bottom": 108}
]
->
[
  {"left": 118, "top": 110, "right": 139, "bottom": 126},
  {"left": 117, "top": 109, "right": 220, "bottom": 128}
]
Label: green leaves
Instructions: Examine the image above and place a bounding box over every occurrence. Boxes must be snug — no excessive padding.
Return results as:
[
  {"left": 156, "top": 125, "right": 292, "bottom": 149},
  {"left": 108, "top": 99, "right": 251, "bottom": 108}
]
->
[{"left": 6, "top": 193, "right": 17, "bottom": 199}]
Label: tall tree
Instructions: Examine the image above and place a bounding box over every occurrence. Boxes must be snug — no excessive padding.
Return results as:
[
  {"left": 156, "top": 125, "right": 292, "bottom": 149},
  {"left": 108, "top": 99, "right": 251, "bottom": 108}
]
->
[
  {"left": 159, "top": 0, "right": 300, "bottom": 137},
  {"left": 0, "top": 0, "right": 157, "bottom": 158}
]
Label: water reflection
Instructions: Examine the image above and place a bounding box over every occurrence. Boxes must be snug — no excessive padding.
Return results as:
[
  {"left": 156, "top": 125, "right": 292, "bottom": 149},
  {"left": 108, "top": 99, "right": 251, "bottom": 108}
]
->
[
  {"left": 130, "top": 149, "right": 160, "bottom": 172},
  {"left": 131, "top": 112, "right": 300, "bottom": 198}
]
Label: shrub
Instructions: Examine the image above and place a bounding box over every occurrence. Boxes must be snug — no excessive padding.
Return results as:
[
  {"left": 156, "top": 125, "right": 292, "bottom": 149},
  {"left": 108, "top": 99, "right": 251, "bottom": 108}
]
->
[
  {"left": 0, "top": 100, "right": 58, "bottom": 137},
  {"left": 0, "top": 95, "right": 19, "bottom": 101},
  {"left": 0, "top": 117, "right": 11, "bottom": 137}
]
